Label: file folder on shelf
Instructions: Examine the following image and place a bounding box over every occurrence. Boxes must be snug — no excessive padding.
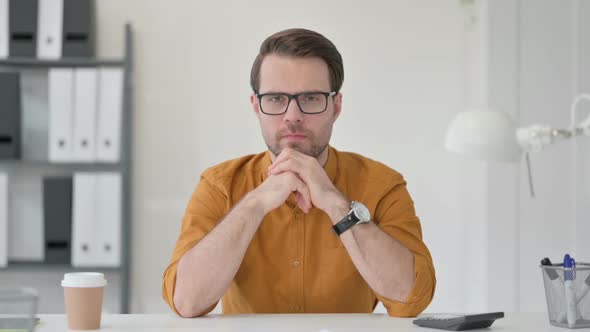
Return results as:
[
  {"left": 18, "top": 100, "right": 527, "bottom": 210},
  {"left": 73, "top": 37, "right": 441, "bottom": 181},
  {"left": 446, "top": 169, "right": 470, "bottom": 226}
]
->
[
  {"left": 20, "top": 69, "right": 49, "bottom": 161},
  {"left": 0, "top": 0, "right": 8, "bottom": 58},
  {"left": 96, "top": 68, "right": 123, "bottom": 163},
  {"left": 36, "top": 0, "right": 63, "bottom": 59},
  {"left": 95, "top": 172, "right": 121, "bottom": 267},
  {"left": 62, "top": 0, "right": 94, "bottom": 57},
  {"left": 43, "top": 176, "right": 72, "bottom": 264},
  {"left": 72, "top": 68, "right": 97, "bottom": 162},
  {"left": 8, "top": 0, "right": 38, "bottom": 57},
  {"left": 7, "top": 168, "right": 44, "bottom": 262},
  {"left": 72, "top": 172, "right": 122, "bottom": 267},
  {"left": 0, "top": 72, "right": 21, "bottom": 159},
  {"left": 48, "top": 68, "right": 74, "bottom": 162},
  {"left": 71, "top": 172, "right": 96, "bottom": 267},
  {"left": 0, "top": 172, "right": 7, "bottom": 267}
]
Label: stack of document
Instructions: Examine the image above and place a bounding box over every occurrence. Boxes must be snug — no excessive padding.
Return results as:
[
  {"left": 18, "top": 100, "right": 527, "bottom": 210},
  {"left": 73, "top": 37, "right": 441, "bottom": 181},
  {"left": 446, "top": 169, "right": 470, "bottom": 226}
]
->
[
  {"left": 20, "top": 67, "right": 124, "bottom": 163},
  {"left": 6, "top": 168, "right": 44, "bottom": 262},
  {"left": 0, "top": 0, "right": 94, "bottom": 59},
  {"left": 52, "top": 68, "right": 124, "bottom": 163},
  {"left": 2, "top": 171, "right": 122, "bottom": 267},
  {"left": 72, "top": 172, "right": 122, "bottom": 267}
]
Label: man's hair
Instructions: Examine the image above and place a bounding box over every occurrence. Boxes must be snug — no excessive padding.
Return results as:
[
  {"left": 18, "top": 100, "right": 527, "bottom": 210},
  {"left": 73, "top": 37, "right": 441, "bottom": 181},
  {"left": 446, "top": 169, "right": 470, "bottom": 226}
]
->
[{"left": 250, "top": 28, "right": 344, "bottom": 94}]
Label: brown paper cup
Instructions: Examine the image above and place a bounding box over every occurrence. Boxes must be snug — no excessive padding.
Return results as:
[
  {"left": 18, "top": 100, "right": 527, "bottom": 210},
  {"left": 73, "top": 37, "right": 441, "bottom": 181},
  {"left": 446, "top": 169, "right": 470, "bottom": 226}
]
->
[{"left": 62, "top": 273, "right": 107, "bottom": 330}]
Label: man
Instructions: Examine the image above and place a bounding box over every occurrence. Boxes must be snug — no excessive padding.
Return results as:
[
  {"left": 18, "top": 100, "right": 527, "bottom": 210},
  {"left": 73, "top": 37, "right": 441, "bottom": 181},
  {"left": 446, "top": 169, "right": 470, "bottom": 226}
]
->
[{"left": 163, "top": 28, "right": 435, "bottom": 317}]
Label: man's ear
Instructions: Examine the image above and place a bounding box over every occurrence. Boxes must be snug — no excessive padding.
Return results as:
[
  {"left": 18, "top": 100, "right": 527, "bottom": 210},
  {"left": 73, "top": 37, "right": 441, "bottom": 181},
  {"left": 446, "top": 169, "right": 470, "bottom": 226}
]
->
[
  {"left": 250, "top": 94, "right": 260, "bottom": 115},
  {"left": 332, "top": 93, "right": 343, "bottom": 120}
]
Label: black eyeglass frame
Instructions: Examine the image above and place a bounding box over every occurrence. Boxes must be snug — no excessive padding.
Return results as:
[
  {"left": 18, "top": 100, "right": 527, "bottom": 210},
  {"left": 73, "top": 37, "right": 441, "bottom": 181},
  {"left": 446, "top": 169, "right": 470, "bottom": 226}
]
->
[{"left": 255, "top": 91, "right": 337, "bottom": 115}]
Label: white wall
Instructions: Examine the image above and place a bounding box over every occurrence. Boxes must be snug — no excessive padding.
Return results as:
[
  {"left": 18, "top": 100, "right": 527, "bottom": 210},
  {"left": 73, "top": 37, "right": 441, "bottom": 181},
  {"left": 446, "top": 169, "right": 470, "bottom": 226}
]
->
[
  {"left": 516, "top": 0, "right": 576, "bottom": 312},
  {"left": 483, "top": 0, "right": 520, "bottom": 313},
  {"left": 95, "top": 0, "right": 589, "bottom": 315},
  {"left": 484, "top": 0, "right": 590, "bottom": 313},
  {"left": 574, "top": 0, "right": 590, "bottom": 262},
  {"left": 96, "top": 0, "right": 476, "bottom": 314},
  {"left": 517, "top": 0, "right": 589, "bottom": 312}
]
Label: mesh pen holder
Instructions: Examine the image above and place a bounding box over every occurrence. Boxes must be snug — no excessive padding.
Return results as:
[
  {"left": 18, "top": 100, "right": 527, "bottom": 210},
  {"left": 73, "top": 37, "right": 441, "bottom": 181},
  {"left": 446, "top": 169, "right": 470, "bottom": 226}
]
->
[
  {"left": 541, "top": 263, "right": 590, "bottom": 329},
  {"left": 0, "top": 287, "right": 39, "bottom": 332}
]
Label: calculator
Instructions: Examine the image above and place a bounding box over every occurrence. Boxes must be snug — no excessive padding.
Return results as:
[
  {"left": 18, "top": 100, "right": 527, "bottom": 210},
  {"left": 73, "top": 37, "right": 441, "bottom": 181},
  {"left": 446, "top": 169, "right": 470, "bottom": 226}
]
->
[{"left": 412, "top": 312, "right": 504, "bottom": 331}]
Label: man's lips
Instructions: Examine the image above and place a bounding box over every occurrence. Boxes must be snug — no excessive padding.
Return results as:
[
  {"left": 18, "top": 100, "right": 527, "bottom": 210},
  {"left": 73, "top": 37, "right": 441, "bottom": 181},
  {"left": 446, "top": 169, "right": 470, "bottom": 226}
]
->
[{"left": 283, "top": 134, "right": 307, "bottom": 140}]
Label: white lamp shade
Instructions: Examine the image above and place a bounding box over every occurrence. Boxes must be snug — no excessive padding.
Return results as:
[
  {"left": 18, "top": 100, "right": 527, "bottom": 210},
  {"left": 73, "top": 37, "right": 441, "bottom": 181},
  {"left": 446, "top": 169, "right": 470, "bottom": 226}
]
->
[{"left": 445, "top": 109, "right": 522, "bottom": 162}]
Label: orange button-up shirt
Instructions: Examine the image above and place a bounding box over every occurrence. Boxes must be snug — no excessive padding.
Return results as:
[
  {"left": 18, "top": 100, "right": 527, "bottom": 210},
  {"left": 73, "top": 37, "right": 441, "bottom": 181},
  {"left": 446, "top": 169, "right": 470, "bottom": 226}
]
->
[{"left": 163, "top": 146, "right": 435, "bottom": 317}]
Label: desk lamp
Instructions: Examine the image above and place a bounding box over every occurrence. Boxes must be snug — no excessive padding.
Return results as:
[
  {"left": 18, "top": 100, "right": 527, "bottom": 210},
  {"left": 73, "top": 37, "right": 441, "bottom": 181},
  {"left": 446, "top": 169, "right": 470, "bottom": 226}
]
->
[{"left": 444, "top": 94, "right": 590, "bottom": 196}]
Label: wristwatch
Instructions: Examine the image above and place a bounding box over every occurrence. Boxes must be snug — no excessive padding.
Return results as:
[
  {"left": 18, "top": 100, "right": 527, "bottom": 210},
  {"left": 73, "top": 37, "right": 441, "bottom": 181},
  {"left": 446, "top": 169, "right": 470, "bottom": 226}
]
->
[{"left": 332, "top": 201, "right": 371, "bottom": 236}]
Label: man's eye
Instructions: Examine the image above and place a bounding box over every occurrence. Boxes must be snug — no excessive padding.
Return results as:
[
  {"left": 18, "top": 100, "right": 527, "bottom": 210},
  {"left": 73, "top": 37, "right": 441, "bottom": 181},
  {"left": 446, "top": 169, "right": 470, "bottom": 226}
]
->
[
  {"left": 270, "top": 95, "right": 285, "bottom": 103},
  {"left": 301, "top": 94, "right": 320, "bottom": 102}
]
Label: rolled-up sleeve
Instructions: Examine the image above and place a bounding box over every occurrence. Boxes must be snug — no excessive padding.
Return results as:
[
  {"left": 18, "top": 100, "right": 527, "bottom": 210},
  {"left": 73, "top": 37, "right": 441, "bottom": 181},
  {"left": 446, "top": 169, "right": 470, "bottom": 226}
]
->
[
  {"left": 162, "top": 172, "right": 228, "bottom": 315},
  {"left": 372, "top": 178, "right": 436, "bottom": 317}
]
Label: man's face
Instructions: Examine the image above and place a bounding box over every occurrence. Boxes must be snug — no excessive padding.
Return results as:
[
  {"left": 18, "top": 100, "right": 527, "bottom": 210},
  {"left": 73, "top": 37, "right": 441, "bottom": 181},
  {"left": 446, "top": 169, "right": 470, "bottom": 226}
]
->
[{"left": 251, "top": 54, "right": 342, "bottom": 159}]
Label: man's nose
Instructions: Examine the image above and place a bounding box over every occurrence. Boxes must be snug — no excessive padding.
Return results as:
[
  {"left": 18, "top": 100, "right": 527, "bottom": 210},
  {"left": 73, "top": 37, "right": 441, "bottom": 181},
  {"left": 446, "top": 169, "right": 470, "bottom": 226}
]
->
[{"left": 283, "top": 98, "right": 303, "bottom": 122}]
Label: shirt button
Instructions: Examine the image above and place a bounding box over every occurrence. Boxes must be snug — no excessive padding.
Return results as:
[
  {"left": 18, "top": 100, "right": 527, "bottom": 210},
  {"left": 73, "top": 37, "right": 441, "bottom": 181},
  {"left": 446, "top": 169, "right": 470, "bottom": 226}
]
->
[{"left": 292, "top": 260, "right": 300, "bottom": 267}]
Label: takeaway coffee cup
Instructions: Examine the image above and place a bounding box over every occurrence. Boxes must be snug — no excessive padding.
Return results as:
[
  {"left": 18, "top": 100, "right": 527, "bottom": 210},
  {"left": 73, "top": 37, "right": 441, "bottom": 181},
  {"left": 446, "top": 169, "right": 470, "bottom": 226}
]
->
[{"left": 61, "top": 272, "right": 107, "bottom": 330}]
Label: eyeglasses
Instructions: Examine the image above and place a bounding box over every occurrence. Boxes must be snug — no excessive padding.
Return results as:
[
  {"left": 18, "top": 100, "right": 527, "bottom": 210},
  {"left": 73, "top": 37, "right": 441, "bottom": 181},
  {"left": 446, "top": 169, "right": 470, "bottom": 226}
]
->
[{"left": 256, "top": 91, "right": 336, "bottom": 115}]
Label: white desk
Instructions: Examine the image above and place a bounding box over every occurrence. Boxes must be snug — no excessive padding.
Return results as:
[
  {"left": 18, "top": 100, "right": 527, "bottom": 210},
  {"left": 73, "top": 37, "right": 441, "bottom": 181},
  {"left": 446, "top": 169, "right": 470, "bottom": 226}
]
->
[{"left": 35, "top": 313, "right": 564, "bottom": 331}]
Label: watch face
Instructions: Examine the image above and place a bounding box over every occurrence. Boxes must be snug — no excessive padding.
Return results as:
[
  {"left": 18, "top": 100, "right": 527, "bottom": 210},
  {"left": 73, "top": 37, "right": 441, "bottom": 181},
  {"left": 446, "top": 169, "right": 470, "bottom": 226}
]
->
[{"left": 352, "top": 201, "right": 371, "bottom": 222}]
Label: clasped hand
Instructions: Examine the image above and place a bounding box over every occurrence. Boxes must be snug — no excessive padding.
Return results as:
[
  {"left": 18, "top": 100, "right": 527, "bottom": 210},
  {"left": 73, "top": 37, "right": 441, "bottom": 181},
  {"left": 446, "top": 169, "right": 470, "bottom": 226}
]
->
[{"left": 252, "top": 148, "right": 345, "bottom": 215}]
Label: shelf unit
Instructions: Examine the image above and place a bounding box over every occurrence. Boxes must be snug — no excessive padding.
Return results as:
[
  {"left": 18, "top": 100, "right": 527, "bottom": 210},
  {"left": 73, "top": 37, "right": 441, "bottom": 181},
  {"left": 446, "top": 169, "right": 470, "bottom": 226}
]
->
[{"left": 0, "top": 23, "right": 133, "bottom": 314}]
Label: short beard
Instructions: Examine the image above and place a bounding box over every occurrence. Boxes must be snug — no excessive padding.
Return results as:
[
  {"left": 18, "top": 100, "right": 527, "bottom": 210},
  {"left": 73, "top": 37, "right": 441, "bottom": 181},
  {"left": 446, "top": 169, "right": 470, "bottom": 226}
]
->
[
  {"left": 266, "top": 123, "right": 329, "bottom": 158},
  {"left": 267, "top": 140, "right": 327, "bottom": 159}
]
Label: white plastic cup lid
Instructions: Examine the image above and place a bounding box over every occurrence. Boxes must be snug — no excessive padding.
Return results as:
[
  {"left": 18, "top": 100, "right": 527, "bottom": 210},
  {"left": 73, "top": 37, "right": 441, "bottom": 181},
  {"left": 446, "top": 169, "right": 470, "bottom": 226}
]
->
[{"left": 61, "top": 272, "right": 107, "bottom": 288}]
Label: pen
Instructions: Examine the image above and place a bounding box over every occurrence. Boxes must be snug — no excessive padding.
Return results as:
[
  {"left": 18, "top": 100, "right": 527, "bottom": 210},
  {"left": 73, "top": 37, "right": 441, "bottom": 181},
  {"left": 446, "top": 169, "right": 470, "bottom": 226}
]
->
[
  {"left": 564, "top": 254, "right": 577, "bottom": 327},
  {"left": 542, "top": 257, "right": 567, "bottom": 323},
  {"left": 541, "top": 257, "right": 560, "bottom": 280},
  {"left": 576, "top": 273, "right": 590, "bottom": 305}
]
